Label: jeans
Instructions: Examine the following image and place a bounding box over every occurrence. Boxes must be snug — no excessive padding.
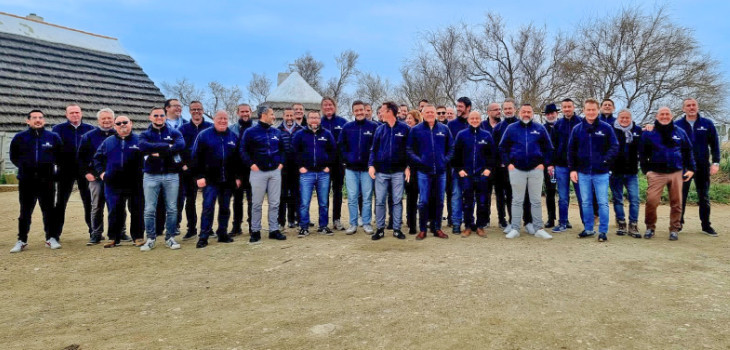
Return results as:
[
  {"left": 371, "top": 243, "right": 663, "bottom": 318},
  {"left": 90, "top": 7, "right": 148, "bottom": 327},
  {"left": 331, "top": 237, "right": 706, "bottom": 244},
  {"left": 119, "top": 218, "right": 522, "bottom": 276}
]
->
[
  {"left": 18, "top": 177, "right": 56, "bottom": 242},
  {"left": 300, "top": 171, "right": 330, "bottom": 229},
  {"left": 345, "top": 169, "right": 373, "bottom": 228},
  {"left": 418, "top": 171, "right": 446, "bottom": 232},
  {"left": 450, "top": 169, "right": 463, "bottom": 227},
  {"left": 577, "top": 172, "right": 610, "bottom": 233},
  {"left": 200, "top": 183, "right": 233, "bottom": 239},
  {"left": 105, "top": 185, "right": 143, "bottom": 242},
  {"left": 681, "top": 166, "right": 711, "bottom": 229},
  {"left": 460, "top": 173, "right": 489, "bottom": 230},
  {"left": 55, "top": 173, "right": 92, "bottom": 236},
  {"left": 143, "top": 173, "right": 179, "bottom": 240},
  {"left": 375, "top": 172, "right": 404, "bottom": 230},
  {"left": 250, "top": 168, "right": 282, "bottom": 233},
  {"left": 555, "top": 166, "right": 583, "bottom": 225},
  {"left": 508, "top": 168, "right": 544, "bottom": 230},
  {"left": 609, "top": 174, "right": 639, "bottom": 223}
]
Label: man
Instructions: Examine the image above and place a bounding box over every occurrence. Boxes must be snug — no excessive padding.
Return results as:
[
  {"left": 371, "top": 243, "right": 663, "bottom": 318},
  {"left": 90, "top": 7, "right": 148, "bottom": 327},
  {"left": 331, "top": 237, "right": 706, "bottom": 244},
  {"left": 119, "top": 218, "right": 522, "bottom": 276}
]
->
[
  {"left": 53, "top": 103, "right": 94, "bottom": 239},
  {"left": 340, "top": 101, "right": 378, "bottom": 235},
  {"left": 480, "top": 102, "right": 503, "bottom": 227},
  {"left": 435, "top": 105, "right": 448, "bottom": 124},
  {"left": 93, "top": 115, "right": 145, "bottom": 248},
  {"left": 446, "top": 107, "right": 456, "bottom": 122},
  {"left": 364, "top": 103, "right": 374, "bottom": 121},
  {"left": 407, "top": 104, "right": 452, "bottom": 240},
  {"left": 241, "top": 106, "right": 286, "bottom": 244},
  {"left": 191, "top": 110, "right": 238, "bottom": 248},
  {"left": 164, "top": 98, "right": 186, "bottom": 130},
  {"left": 568, "top": 98, "right": 619, "bottom": 242},
  {"left": 230, "top": 103, "right": 255, "bottom": 236},
  {"left": 9, "top": 110, "right": 63, "bottom": 253},
  {"left": 277, "top": 107, "right": 304, "bottom": 229},
  {"left": 418, "top": 99, "right": 429, "bottom": 112},
  {"left": 178, "top": 101, "right": 213, "bottom": 240},
  {"left": 397, "top": 104, "right": 409, "bottom": 121},
  {"left": 541, "top": 103, "right": 559, "bottom": 228},
  {"left": 599, "top": 98, "right": 617, "bottom": 125},
  {"left": 610, "top": 109, "right": 642, "bottom": 238},
  {"left": 452, "top": 111, "right": 496, "bottom": 238},
  {"left": 446, "top": 97, "right": 472, "bottom": 234},
  {"left": 77, "top": 108, "right": 118, "bottom": 245},
  {"left": 158, "top": 98, "right": 185, "bottom": 238},
  {"left": 369, "top": 101, "right": 410, "bottom": 240},
  {"left": 640, "top": 107, "right": 695, "bottom": 241},
  {"left": 292, "top": 111, "right": 337, "bottom": 237},
  {"left": 292, "top": 103, "right": 306, "bottom": 126},
  {"left": 552, "top": 98, "right": 584, "bottom": 233},
  {"left": 139, "top": 107, "right": 185, "bottom": 251},
  {"left": 675, "top": 98, "right": 721, "bottom": 236},
  {"left": 319, "top": 97, "right": 348, "bottom": 230}
]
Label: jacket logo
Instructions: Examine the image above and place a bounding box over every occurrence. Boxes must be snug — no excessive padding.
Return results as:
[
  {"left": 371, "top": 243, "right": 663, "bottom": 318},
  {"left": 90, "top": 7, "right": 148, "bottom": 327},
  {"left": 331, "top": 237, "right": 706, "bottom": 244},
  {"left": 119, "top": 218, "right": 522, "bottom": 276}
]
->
[
  {"left": 672, "top": 135, "right": 681, "bottom": 140},
  {"left": 129, "top": 145, "right": 139, "bottom": 149},
  {"left": 271, "top": 136, "right": 279, "bottom": 140},
  {"left": 227, "top": 141, "right": 236, "bottom": 146},
  {"left": 595, "top": 131, "right": 605, "bottom": 136},
  {"left": 164, "top": 136, "right": 172, "bottom": 140},
  {"left": 317, "top": 137, "right": 327, "bottom": 141},
  {"left": 633, "top": 133, "right": 639, "bottom": 136},
  {"left": 478, "top": 140, "right": 487, "bottom": 144},
  {"left": 697, "top": 126, "right": 707, "bottom": 131},
  {"left": 436, "top": 132, "right": 445, "bottom": 136},
  {"left": 395, "top": 132, "right": 404, "bottom": 137},
  {"left": 364, "top": 131, "right": 373, "bottom": 136},
  {"left": 335, "top": 126, "right": 342, "bottom": 130},
  {"left": 530, "top": 130, "right": 540, "bottom": 135}
]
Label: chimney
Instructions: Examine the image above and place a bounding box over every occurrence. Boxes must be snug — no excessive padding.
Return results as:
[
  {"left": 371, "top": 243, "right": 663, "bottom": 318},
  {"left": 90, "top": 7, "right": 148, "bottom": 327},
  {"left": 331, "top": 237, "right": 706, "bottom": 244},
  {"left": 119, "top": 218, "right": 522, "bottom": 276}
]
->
[
  {"left": 26, "top": 13, "right": 44, "bottom": 22},
  {"left": 277, "top": 72, "right": 290, "bottom": 86}
]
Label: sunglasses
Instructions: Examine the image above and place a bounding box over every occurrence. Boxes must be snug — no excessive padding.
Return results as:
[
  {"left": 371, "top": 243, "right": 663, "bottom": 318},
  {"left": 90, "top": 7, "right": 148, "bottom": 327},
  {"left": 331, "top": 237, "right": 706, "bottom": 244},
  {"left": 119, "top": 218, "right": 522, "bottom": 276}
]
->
[
  {"left": 437, "top": 112, "right": 446, "bottom": 115},
  {"left": 115, "top": 121, "right": 129, "bottom": 126},
  {"left": 152, "top": 114, "right": 166, "bottom": 118}
]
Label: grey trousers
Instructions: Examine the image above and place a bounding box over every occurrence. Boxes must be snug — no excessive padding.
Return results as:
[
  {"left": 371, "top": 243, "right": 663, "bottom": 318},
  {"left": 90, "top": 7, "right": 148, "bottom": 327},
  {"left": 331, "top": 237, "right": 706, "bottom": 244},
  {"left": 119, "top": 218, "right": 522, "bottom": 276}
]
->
[
  {"left": 88, "top": 179, "right": 105, "bottom": 237},
  {"left": 250, "top": 168, "right": 282, "bottom": 233},
  {"left": 375, "top": 172, "right": 404, "bottom": 230},
  {"left": 508, "top": 168, "right": 544, "bottom": 230}
]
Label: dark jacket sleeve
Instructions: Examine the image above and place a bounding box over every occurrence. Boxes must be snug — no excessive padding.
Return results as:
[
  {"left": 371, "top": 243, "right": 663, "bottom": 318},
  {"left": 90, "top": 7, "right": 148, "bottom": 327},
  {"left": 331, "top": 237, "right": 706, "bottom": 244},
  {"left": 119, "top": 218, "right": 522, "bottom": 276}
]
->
[
  {"left": 709, "top": 122, "right": 721, "bottom": 164},
  {"left": 239, "top": 130, "right": 252, "bottom": 169},
  {"left": 605, "top": 126, "right": 619, "bottom": 166},
  {"left": 540, "top": 126, "right": 554, "bottom": 166},
  {"left": 406, "top": 129, "right": 422, "bottom": 167},
  {"left": 93, "top": 140, "right": 107, "bottom": 176},
  {"left": 292, "top": 132, "right": 304, "bottom": 170},
  {"left": 451, "top": 134, "right": 464, "bottom": 172},
  {"left": 190, "top": 135, "right": 205, "bottom": 179},
  {"left": 639, "top": 134, "right": 651, "bottom": 174},
  {"left": 171, "top": 130, "right": 185, "bottom": 153},
  {"left": 77, "top": 135, "right": 94, "bottom": 177},
  {"left": 138, "top": 132, "right": 170, "bottom": 154},
  {"left": 9, "top": 134, "right": 20, "bottom": 167},
  {"left": 567, "top": 127, "right": 577, "bottom": 171},
  {"left": 498, "top": 127, "right": 512, "bottom": 167},
  {"left": 682, "top": 133, "right": 696, "bottom": 172},
  {"left": 445, "top": 128, "right": 455, "bottom": 164},
  {"left": 368, "top": 128, "right": 379, "bottom": 168},
  {"left": 485, "top": 133, "right": 497, "bottom": 173}
]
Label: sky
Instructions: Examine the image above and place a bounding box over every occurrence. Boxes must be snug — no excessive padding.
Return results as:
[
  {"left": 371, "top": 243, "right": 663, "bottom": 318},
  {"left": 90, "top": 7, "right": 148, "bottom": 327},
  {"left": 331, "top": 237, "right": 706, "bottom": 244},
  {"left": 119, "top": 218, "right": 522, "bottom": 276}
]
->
[{"left": 2, "top": 0, "right": 729, "bottom": 108}]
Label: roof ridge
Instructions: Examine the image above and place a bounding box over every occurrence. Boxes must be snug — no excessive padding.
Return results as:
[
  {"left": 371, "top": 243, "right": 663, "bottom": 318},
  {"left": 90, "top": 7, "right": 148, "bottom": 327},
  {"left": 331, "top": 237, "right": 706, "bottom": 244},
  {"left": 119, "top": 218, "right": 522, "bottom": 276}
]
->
[{"left": 0, "top": 11, "right": 118, "bottom": 41}]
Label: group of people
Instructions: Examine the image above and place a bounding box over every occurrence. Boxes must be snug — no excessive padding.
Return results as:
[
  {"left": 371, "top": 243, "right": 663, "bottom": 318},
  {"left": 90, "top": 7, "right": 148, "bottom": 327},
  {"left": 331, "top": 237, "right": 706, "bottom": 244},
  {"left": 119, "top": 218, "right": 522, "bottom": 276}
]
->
[{"left": 8, "top": 95, "right": 721, "bottom": 253}]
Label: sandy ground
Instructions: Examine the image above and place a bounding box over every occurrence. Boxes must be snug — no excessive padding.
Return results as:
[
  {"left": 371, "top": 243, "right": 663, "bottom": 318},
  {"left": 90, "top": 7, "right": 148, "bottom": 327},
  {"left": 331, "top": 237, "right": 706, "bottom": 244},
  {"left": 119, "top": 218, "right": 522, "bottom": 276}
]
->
[{"left": 1, "top": 190, "right": 729, "bottom": 350}]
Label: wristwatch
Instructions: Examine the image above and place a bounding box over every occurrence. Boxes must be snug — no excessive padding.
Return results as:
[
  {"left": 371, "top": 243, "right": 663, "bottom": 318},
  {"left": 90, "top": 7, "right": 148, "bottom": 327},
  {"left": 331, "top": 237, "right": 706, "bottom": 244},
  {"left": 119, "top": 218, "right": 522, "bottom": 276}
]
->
[{"left": 713, "top": 163, "right": 720, "bottom": 167}]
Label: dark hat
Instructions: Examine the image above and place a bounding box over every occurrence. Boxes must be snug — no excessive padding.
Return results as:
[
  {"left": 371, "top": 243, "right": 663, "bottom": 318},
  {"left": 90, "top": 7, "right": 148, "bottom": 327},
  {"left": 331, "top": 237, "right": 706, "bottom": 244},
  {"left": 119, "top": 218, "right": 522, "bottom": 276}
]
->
[{"left": 543, "top": 103, "right": 560, "bottom": 114}]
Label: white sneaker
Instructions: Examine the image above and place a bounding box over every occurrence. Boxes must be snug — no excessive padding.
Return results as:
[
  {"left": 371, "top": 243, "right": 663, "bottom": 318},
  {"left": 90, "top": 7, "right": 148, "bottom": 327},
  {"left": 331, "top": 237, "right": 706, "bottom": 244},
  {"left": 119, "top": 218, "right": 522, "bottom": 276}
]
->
[
  {"left": 334, "top": 219, "right": 345, "bottom": 230},
  {"left": 525, "top": 223, "right": 536, "bottom": 235},
  {"left": 363, "top": 224, "right": 374, "bottom": 235},
  {"left": 506, "top": 229, "right": 520, "bottom": 239},
  {"left": 45, "top": 237, "right": 61, "bottom": 249},
  {"left": 165, "top": 237, "right": 181, "bottom": 250},
  {"left": 140, "top": 238, "right": 155, "bottom": 252},
  {"left": 534, "top": 229, "right": 553, "bottom": 240},
  {"left": 503, "top": 225, "right": 512, "bottom": 234},
  {"left": 345, "top": 226, "right": 357, "bottom": 235},
  {"left": 10, "top": 240, "right": 27, "bottom": 253}
]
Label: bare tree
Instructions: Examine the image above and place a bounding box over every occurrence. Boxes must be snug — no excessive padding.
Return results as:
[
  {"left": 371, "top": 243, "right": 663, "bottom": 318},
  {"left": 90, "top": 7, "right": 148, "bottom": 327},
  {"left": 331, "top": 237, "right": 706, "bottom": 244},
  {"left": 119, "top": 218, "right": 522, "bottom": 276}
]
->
[
  {"left": 424, "top": 25, "right": 467, "bottom": 105},
  {"left": 160, "top": 78, "right": 205, "bottom": 106},
  {"left": 324, "top": 50, "right": 360, "bottom": 108},
  {"left": 247, "top": 73, "right": 272, "bottom": 107},
  {"left": 288, "top": 52, "right": 324, "bottom": 93},
  {"left": 356, "top": 72, "right": 393, "bottom": 106},
  {"left": 206, "top": 81, "right": 243, "bottom": 119}
]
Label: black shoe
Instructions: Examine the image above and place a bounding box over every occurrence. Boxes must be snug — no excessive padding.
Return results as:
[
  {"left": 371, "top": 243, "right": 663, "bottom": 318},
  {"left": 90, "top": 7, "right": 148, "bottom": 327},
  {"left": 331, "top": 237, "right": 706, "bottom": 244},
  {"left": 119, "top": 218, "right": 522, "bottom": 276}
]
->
[
  {"left": 249, "top": 231, "right": 262, "bottom": 245},
  {"left": 229, "top": 227, "right": 243, "bottom": 237},
  {"left": 372, "top": 228, "right": 385, "bottom": 240},
  {"left": 566, "top": 222, "right": 573, "bottom": 229},
  {"left": 386, "top": 223, "right": 393, "bottom": 230},
  {"left": 702, "top": 226, "right": 718, "bottom": 237},
  {"left": 669, "top": 231, "right": 679, "bottom": 241},
  {"left": 297, "top": 228, "right": 309, "bottom": 238},
  {"left": 86, "top": 235, "right": 101, "bottom": 246},
  {"left": 183, "top": 230, "right": 198, "bottom": 241},
  {"left": 269, "top": 230, "right": 287, "bottom": 240},
  {"left": 288, "top": 222, "right": 296, "bottom": 229},
  {"left": 598, "top": 233, "right": 607, "bottom": 242},
  {"left": 408, "top": 228, "right": 417, "bottom": 235},
  {"left": 393, "top": 230, "right": 406, "bottom": 239},
  {"left": 317, "top": 227, "right": 334, "bottom": 236},
  {"left": 545, "top": 220, "right": 555, "bottom": 228},
  {"left": 309, "top": 222, "right": 315, "bottom": 227},
  {"left": 578, "top": 230, "right": 595, "bottom": 238},
  {"left": 119, "top": 233, "right": 132, "bottom": 242},
  {"left": 217, "top": 233, "right": 234, "bottom": 243},
  {"left": 499, "top": 220, "right": 508, "bottom": 229},
  {"left": 196, "top": 238, "right": 208, "bottom": 248}
]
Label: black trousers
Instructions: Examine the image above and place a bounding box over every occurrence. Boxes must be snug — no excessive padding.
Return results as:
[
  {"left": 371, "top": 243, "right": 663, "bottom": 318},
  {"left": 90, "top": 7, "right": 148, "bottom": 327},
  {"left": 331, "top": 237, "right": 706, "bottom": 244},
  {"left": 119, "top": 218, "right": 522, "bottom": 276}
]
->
[
  {"left": 330, "top": 163, "right": 345, "bottom": 222},
  {"left": 232, "top": 169, "right": 252, "bottom": 230},
  {"left": 405, "top": 177, "right": 419, "bottom": 232},
  {"left": 178, "top": 170, "right": 199, "bottom": 233},
  {"left": 55, "top": 172, "right": 91, "bottom": 237},
  {"left": 544, "top": 168, "right": 557, "bottom": 222},
  {"left": 105, "top": 185, "right": 144, "bottom": 243},
  {"left": 278, "top": 165, "right": 300, "bottom": 226},
  {"left": 18, "top": 177, "right": 56, "bottom": 242},
  {"left": 681, "top": 166, "right": 712, "bottom": 229}
]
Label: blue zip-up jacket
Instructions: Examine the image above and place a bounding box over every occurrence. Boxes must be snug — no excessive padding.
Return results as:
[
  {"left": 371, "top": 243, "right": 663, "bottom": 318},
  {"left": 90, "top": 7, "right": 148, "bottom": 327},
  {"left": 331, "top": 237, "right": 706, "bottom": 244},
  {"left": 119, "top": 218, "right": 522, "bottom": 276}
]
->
[
  {"left": 406, "top": 121, "right": 453, "bottom": 175},
  {"left": 191, "top": 127, "right": 239, "bottom": 185},
  {"left": 368, "top": 121, "right": 410, "bottom": 174},
  {"left": 93, "top": 133, "right": 143, "bottom": 188},
  {"left": 52, "top": 121, "right": 94, "bottom": 176},
  {"left": 179, "top": 120, "right": 213, "bottom": 164},
  {"left": 640, "top": 125, "right": 695, "bottom": 174},
  {"left": 552, "top": 115, "right": 583, "bottom": 167},
  {"left": 479, "top": 119, "right": 499, "bottom": 134},
  {"left": 277, "top": 122, "right": 304, "bottom": 168},
  {"left": 240, "top": 122, "right": 285, "bottom": 171},
  {"left": 138, "top": 124, "right": 185, "bottom": 174},
  {"left": 452, "top": 126, "right": 497, "bottom": 176},
  {"left": 10, "top": 127, "right": 62, "bottom": 181},
  {"left": 320, "top": 114, "right": 348, "bottom": 142},
  {"left": 77, "top": 127, "right": 116, "bottom": 178},
  {"left": 492, "top": 117, "right": 518, "bottom": 165},
  {"left": 612, "top": 123, "right": 642, "bottom": 175},
  {"left": 499, "top": 120, "right": 554, "bottom": 171},
  {"left": 447, "top": 116, "right": 469, "bottom": 145},
  {"left": 339, "top": 119, "right": 379, "bottom": 171},
  {"left": 230, "top": 118, "right": 255, "bottom": 142},
  {"left": 567, "top": 119, "right": 619, "bottom": 174},
  {"left": 674, "top": 114, "right": 721, "bottom": 168},
  {"left": 599, "top": 113, "right": 616, "bottom": 126},
  {"left": 292, "top": 127, "right": 336, "bottom": 172}
]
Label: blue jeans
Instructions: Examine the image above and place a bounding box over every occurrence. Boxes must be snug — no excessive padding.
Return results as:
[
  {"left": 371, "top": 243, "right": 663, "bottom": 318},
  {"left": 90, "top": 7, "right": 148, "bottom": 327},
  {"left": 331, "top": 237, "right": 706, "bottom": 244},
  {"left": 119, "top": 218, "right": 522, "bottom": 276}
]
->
[
  {"left": 609, "top": 174, "right": 639, "bottom": 223},
  {"left": 460, "top": 173, "right": 489, "bottom": 230},
  {"left": 555, "top": 166, "right": 583, "bottom": 225},
  {"left": 143, "top": 173, "right": 179, "bottom": 240},
  {"left": 375, "top": 172, "right": 404, "bottom": 230},
  {"left": 450, "top": 169, "right": 463, "bottom": 226},
  {"left": 577, "top": 172, "right": 610, "bottom": 233},
  {"left": 345, "top": 169, "right": 373, "bottom": 228},
  {"left": 200, "top": 183, "right": 233, "bottom": 239},
  {"left": 418, "top": 171, "right": 446, "bottom": 232},
  {"left": 300, "top": 171, "right": 330, "bottom": 229}
]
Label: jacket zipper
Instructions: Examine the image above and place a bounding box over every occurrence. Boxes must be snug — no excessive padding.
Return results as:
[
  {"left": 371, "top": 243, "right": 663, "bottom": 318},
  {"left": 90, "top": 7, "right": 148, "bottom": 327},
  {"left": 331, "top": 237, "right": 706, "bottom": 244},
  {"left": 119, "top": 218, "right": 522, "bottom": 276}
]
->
[{"left": 221, "top": 134, "right": 226, "bottom": 182}]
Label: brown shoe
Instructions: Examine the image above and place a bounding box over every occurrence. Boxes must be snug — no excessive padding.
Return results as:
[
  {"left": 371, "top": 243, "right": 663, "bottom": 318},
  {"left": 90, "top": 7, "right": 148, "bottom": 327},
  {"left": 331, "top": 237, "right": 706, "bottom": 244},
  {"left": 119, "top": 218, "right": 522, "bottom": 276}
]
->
[
  {"left": 434, "top": 230, "right": 449, "bottom": 239},
  {"left": 476, "top": 228, "right": 486, "bottom": 237},
  {"left": 416, "top": 231, "right": 427, "bottom": 240},
  {"left": 133, "top": 238, "right": 145, "bottom": 247},
  {"left": 461, "top": 229, "right": 472, "bottom": 238},
  {"left": 103, "top": 240, "right": 117, "bottom": 248}
]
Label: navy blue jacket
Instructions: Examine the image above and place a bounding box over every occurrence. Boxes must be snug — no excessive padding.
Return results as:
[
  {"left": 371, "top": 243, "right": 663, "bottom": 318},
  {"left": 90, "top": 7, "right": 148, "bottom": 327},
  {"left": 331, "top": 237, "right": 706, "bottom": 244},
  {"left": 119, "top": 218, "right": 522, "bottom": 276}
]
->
[
  {"left": 320, "top": 115, "right": 348, "bottom": 145},
  {"left": 492, "top": 117, "right": 518, "bottom": 165},
  {"left": 479, "top": 119, "right": 499, "bottom": 134},
  {"left": 612, "top": 123, "right": 642, "bottom": 175},
  {"left": 138, "top": 124, "right": 185, "bottom": 174},
  {"left": 277, "top": 122, "right": 305, "bottom": 168},
  {"left": 93, "top": 133, "right": 143, "bottom": 188},
  {"left": 230, "top": 118, "right": 255, "bottom": 143},
  {"left": 552, "top": 115, "right": 583, "bottom": 167},
  {"left": 339, "top": 119, "right": 378, "bottom": 171},
  {"left": 599, "top": 113, "right": 616, "bottom": 126},
  {"left": 240, "top": 122, "right": 285, "bottom": 171},
  {"left": 292, "top": 127, "right": 336, "bottom": 172},
  {"left": 499, "top": 121, "right": 554, "bottom": 171},
  {"left": 407, "top": 121, "right": 453, "bottom": 175},
  {"left": 191, "top": 127, "right": 239, "bottom": 185},
  {"left": 10, "top": 127, "right": 62, "bottom": 181},
  {"left": 452, "top": 126, "right": 497, "bottom": 176},
  {"left": 77, "top": 127, "right": 116, "bottom": 178},
  {"left": 52, "top": 121, "right": 94, "bottom": 176},
  {"left": 567, "top": 119, "right": 619, "bottom": 174},
  {"left": 640, "top": 126, "right": 696, "bottom": 174},
  {"left": 368, "top": 121, "right": 410, "bottom": 174},
  {"left": 179, "top": 120, "right": 213, "bottom": 164},
  {"left": 674, "top": 114, "right": 721, "bottom": 168},
  {"left": 447, "top": 116, "right": 469, "bottom": 146}
]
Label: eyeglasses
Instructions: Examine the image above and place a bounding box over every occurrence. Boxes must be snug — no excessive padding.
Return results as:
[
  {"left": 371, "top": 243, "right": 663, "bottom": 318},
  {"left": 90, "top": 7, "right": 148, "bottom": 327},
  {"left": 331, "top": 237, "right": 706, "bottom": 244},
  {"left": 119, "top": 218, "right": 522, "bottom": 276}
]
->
[
  {"left": 190, "top": 108, "right": 203, "bottom": 112},
  {"left": 152, "top": 114, "right": 166, "bottom": 118},
  {"left": 115, "top": 121, "right": 129, "bottom": 126},
  {"left": 437, "top": 112, "right": 446, "bottom": 115},
  {"left": 170, "top": 104, "right": 182, "bottom": 108}
]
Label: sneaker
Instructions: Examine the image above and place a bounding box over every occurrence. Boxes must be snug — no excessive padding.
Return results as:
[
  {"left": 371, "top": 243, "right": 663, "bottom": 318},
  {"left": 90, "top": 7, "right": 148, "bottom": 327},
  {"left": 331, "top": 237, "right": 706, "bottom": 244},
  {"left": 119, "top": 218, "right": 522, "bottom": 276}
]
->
[
  {"left": 535, "top": 229, "right": 553, "bottom": 240},
  {"left": 333, "top": 220, "right": 345, "bottom": 231},
  {"left": 525, "top": 223, "right": 536, "bottom": 235},
  {"left": 165, "top": 238, "right": 181, "bottom": 250},
  {"left": 544, "top": 219, "right": 555, "bottom": 228},
  {"left": 133, "top": 238, "right": 146, "bottom": 247},
  {"left": 249, "top": 231, "right": 262, "bottom": 245},
  {"left": 345, "top": 226, "right": 358, "bottom": 235},
  {"left": 503, "top": 225, "right": 512, "bottom": 234},
  {"left": 46, "top": 237, "right": 61, "bottom": 249},
  {"left": 183, "top": 230, "right": 197, "bottom": 241},
  {"left": 297, "top": 228, "right": 309, "bottom": 238},
  {"left": 269, "top": 230, "right": 287, "bottom": 240},
  {"left": 644, "top": 229, "right": 655, "bottom": 239},
  {"left": 196, "top": 238, "right": 208, "bottom": 248},
  {"left": 578, "top": 230, "right": 595, "bottom": 238},
  {"left": 505, "top": 229, "right": 520, "bottom": 239},
  {"left": 288, "top": 222, "right": 296, "bottom": 229},
  {"left": 217, "top": 233, "right": 234, "bottom": 243},
  {"left": 119, "top": 233, "right": 133, "bottom": 242},
  {"left": 140, "top": 239, "right": 155, "bottom": 251},
  {"left": 628, "top": 222, "right": 640, "bottom": 238},
  {"left": 393, "top": 230, "right": 406, "bottom": 240},
  {"left": 10, "top": 241, "right": 27, "bottom": 253},
  {"left": 702, "top": 227, "right": 718, "bottom": 237},
  {"left": 86, "top": 235, "right": 102, "bottom": 246},
  {"left": 317, "top": 227, "right": 334, "bottom": 236},
  {"left": 598, "top": 233, "right": 607, "bottom": 242},
  {"left": 566, "top": 222, "right": 573, "bottom": 229},
  {"left": 669, "top": 231, "right": 679, "bottom": 241},
  {"left": 552, "top": 224, "right": 567, "bottom": 233},
  {"left": 363, "top": 224, "right": 374, "bottom": 235},
  {"left": 372, "top": 228, "right": 385, "bottom": 241},
  {"left": 616, "top": 220, "right": 627, "bottom": 236}
]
